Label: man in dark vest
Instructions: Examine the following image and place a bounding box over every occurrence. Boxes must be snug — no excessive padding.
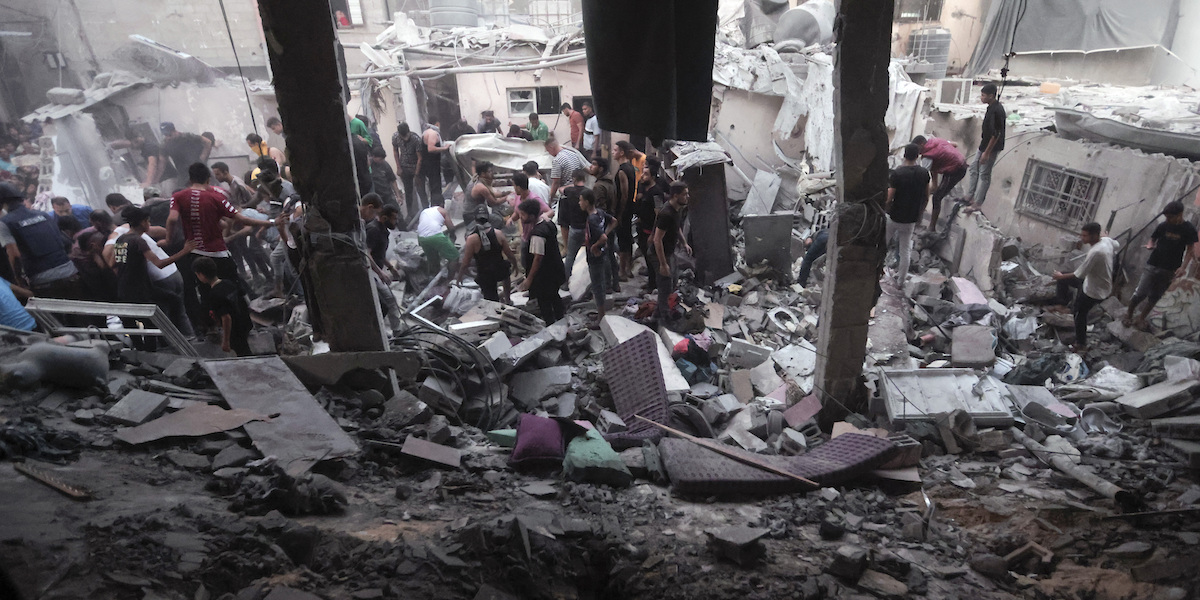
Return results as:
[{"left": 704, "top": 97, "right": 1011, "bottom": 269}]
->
[{"left": 0, "top": 182, "right": 83, "bottom": 301}]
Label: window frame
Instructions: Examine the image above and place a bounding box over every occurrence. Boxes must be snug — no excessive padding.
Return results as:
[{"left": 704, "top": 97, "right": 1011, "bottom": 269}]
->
[
  {"left": 894, "top": 0, "right": 944, "bottom": 23},
  {"left": 1014, "top": 158, "right": 1107, "bottom": 231},
  {"left": 506, "top": 86, "right": 563, "bottom": 116}
]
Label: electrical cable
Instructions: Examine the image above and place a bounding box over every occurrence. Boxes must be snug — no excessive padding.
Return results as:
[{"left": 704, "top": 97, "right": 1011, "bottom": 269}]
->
[
  {"left": 998, "top": 0, "right": 1028, "bottom": 99},
  {"left": 216, "top": 0, "right": 259, "bottom": 135}
]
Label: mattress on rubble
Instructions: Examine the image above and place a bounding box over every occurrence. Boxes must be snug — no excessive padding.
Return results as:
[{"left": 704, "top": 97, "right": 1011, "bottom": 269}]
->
[{"left": 659, "top": 433, "right": 897, "bottom": 497}]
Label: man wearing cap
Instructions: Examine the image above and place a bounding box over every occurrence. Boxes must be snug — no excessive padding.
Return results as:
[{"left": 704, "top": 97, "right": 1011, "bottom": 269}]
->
[
  {"left": 159, "top": 122, "right": 212, "bottom": 191},
  {"left": 1125, "top": 201, "right": 1198, "bottom": 330},
  {"left": 0, "top": 182, "right": 83, "bottom": 301}
]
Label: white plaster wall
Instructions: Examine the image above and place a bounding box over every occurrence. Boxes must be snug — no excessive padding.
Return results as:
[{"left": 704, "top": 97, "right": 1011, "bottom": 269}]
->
[
  {"left": 1153, "top": 0, "right": 1200, "bottom": 88},
  {"left": 454, "top": 61, "right": 592, "bottom": 146},
  {"left": 711, "top": 87, "right": 787, "bottom": 181}
]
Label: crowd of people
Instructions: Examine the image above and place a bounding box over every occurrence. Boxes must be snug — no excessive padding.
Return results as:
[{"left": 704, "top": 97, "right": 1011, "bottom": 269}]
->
[{"left": 0, "top": 103, "right": 692, "bottom": 354}]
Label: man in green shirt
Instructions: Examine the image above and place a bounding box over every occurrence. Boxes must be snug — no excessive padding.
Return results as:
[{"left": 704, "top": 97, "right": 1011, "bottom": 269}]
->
[{"left": 527, "top": 113, "right": 550, "bottom": 141}]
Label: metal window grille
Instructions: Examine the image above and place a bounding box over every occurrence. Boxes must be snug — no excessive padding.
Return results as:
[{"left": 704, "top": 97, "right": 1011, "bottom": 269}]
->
[{"left": 1015, "top": 159, "right": 1106, "bottom": 231}]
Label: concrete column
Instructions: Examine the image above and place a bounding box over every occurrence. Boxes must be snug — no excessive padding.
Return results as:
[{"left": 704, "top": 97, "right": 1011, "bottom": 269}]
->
[
  {"left": 812, "top": 0, "right": 892, "bottom": 428},
  {"left": 258, "top": 0, "right": 388, "bottom": 352}
]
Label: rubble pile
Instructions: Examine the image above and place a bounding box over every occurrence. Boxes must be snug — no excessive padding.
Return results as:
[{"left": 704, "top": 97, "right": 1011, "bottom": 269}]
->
[{"left": 3, "top": 204, "right": 1200, "bottom": 600}]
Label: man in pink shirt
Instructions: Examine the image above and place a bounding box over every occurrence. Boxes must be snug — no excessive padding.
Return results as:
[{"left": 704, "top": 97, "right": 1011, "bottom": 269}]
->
[
  {"left": 913, "top": 135, "right": 966, "bottom": 233},
  {"left": 505, "top": 172, "right": 552, "bottom": 241}
]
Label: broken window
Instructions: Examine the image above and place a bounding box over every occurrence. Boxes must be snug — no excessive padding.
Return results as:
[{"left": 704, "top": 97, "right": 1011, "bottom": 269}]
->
[
  {"left": 894, "top": 0, "right": 943, "bottom": 22},
  {"left": 507, "top": 86, "right": 562, "bottom": 115},
  {"left": 1015, "top": 159, "right": 1106, "bottom": 231}
]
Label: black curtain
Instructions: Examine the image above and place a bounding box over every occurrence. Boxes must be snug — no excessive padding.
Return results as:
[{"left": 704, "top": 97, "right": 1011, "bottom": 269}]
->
[{"left": 581, "top": 0, "right": 719, "bottom": 143}]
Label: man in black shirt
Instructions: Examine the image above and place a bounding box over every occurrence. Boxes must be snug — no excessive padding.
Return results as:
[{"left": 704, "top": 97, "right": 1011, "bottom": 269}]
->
[
  {"left": 360, "top": 194, "right": 402, "bottom": 335},
  {"left": 558, "top": 168, "right": 589, "bottom": 287},
  {"left": 652, "top": 181, "right": 691, "bottom": 323},
  {"left": 392, "top": 122, "right": 423, "bottom": 219},
  {"left": 516, "top": 199, "right": 567, "bottom": 324},
  {"left": 886, "top": 144, "right": 930, "bottom": 285},
  {"left": 194, "top": 256, "right": 253, "bottom": 356},
  {"left": 159, "top": 122, "right": 212, "bottom": 190},
  {"left": 965, "top": 83, "right": 1005, "bottom": 212},
  {"left": 369, "top": 147, "right": 400, "bottom": 208},
  {"left": 1126, "top": 201, "right": 1198, "bottom": 329}
]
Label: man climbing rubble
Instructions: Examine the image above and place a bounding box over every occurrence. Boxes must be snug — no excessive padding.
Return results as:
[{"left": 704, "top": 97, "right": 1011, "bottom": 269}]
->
[
  {"left": 912, "top": 135, "right": 965, "bottom": 232},
  {"left": 1125, "top": 201, "right": 1197, "bottom": 330},
  {"left": 1051, "top": 222, "right": 1119, "bottom": 352},
  {"left": 360, "top": 194, "right": 402, "bottom": 336}
]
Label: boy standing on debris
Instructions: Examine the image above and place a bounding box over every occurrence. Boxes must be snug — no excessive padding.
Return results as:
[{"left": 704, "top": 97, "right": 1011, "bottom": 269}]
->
[
  {"left": 1052, "top": 222, "right": 1119, "bottom": 352},
  {"left": 193, "top": 257, "right": 253, "bottom": 356},
  {"left": 579, "top": 188, "right": 613, "bottom": 322},
  {"left": 517, "top": 199, "right": 567, "bottom": 323},
  {"left": 653, "top": 181, "right": 692, "bottom": 323},
  {"left": 886, "top": 144, "right": 930, "bottom": 285},
  {"left": 964, "top": 83, "right": 1006, "bottom": 212},
  {"left": 1125, "top": 201, "right": 1197, "bottom": 330},
  {"left": 912, "top": 135, "right": 965, "bottom": 232}
]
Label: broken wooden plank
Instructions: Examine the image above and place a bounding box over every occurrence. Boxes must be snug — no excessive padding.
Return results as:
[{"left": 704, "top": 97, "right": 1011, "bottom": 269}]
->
[{"left": 203, "top": 357, "right": 359, "bottom": 476}]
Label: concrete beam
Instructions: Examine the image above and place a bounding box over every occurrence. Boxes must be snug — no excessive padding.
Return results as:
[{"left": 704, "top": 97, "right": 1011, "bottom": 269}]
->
[
  {"left": 813, "top": 0, "right": 893, "bottom": 428},
  {"left": 258, "top": 0, "right": 386, "bottom": 352}
]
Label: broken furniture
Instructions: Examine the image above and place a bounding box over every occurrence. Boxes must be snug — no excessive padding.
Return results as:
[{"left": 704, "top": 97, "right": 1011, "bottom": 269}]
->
[{"left": 24, "top": 298, "right": 198, "bottom": 357}]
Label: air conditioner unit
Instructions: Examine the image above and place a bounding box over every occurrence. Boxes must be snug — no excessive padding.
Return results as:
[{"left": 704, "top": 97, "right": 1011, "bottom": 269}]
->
[{"left": 930, "top": 78, "right": 973, "bottom": 105}]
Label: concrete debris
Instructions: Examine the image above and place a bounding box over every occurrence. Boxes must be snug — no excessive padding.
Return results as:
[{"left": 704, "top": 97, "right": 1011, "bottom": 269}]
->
[
  {"left": 104, "top": 390, "right": 169, "bottom": 426},
  {"left": 400, "top": 435, "right": 462, "bottom": 469},
  {"left": 707, "top": 526, "right": 769, "bottom": 566},
  {"left": 1114, "top": 379, "right": 1200, "bottom": 419}
]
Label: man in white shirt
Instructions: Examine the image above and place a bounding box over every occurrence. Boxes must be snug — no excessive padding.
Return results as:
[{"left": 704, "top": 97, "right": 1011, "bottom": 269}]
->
[
  {"left": 582, "top": 102, "right": 598, "bottom": 161},
  {"left": 522, "top": 161, "right": 551, "bottom": 204},
  {"left": 1052, "top": 222, "right": 1120, "bottom": 352}
]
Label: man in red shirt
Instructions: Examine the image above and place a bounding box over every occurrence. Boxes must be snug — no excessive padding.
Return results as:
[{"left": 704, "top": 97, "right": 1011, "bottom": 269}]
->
[
  {"left": 913, "top": 135, "right": 966, "bottom": 233},
  {"left": 562, "top": 103, "right": 584, "bottom": 150},
  {"left": 167, "top": 162, "right": 274, "bottom": 335}
]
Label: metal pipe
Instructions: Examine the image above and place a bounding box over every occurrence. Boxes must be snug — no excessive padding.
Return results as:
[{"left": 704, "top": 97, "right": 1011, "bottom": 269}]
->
[
  {"left": 348, "top": 51, "right": 587, "bottom": 80},
  {"left": 1011, "top": 427, "right": 1140, "bottom": 512}
]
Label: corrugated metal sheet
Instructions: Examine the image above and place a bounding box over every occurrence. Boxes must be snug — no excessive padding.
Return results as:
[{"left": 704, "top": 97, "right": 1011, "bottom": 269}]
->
[{"left": 22, "top": 79, "right": 151, "bottom": 123}]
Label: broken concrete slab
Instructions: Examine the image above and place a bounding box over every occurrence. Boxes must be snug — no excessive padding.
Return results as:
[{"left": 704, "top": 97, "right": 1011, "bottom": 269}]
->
[
  {"left": 1106, "top": 321, "right": 1162, "bottom": 353},
  {"left": 114, "top": 404, "right": 272, "bottom": 445},
  {"left": 773, "top": 341, "right": 817, "bottom": 380},
  {"left": 597, "top": 409, "right": 627, "bottom": 434},
  {"left": 701, "top": 394, "right": 743, "bottom": 425},
  {"left": 401, "top": 435, "right": 462, "bottom": 468},
  {"left": 495, "top": 320, "right": 569, "bottom": 375},
  {"left": 412, "top": 373, "right": 461, "bottom": 414},
  {"left": 828, "top": 545, "right": 868, "bottom": 580},
  {"left": 166, "top": 451, "right": 211, "bottom": 470},
  {"left": 1163, "top": 438, "right": 1200, "bottom": 468},
  {"left": 857, "top": 569, "right": 908, "bottom": 598},
  {"left": 950, "top": 325, "right": 995, "bottom": 368},
  {"left": 509, "top": 366, "right": 572, "bottom": 410},
  {"left": 104, "top": 390, "right": 170, "bottom": 426},
  {"left": 203, "top": 357, "right": 360, "bottom": 477},
  {"left": 742, "top": 213, "right": 794, "bottom": 281},
  {"left": 723, "top": 426, "right": 769, "bottom": 453},
  {"left": 725, "top": 338, "right": 773, "bottom": 369},
  {"left": 479, "top": 331, "right": 513, "bottom": 361},
  {"left": 447, "top": 319, "right": 501, "bottom": 340},
  {"left": 783, "top": 394, "right": 821, "bottom": 428},
  {"left": 951, "top": 276, "right": 988, "bottom": 305},
  {"left": 749, "top": 360, "right": 784, "bottom": 395},
  {"left": 281, "top": 351, "right": 422, "bottom": 388},
  {"left": 1114, "top": 379, "right": 1200, "bottom": 419},
  {"left": 729, "top": 369, "right": 754, "bottom": 403},
  {"left": 1151, "top": 415, "right": 1200, "bottom": 440},
  {"left": 212, "top": 445, "right": 259, "bottom": 470},
  {"left": 707, "top": 526, "right": 769, "bottom": 566},
  {"left": 600, "top": 315, "right": 689, "bottom": 393},
  {"left": 382, "top": 391, "right": 432, "bottom": 428}
]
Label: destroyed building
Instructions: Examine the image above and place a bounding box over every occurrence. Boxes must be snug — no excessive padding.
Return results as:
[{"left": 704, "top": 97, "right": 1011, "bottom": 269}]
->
[{"left": 3, "top": 1, "right": 1200, "bottom": 600}]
